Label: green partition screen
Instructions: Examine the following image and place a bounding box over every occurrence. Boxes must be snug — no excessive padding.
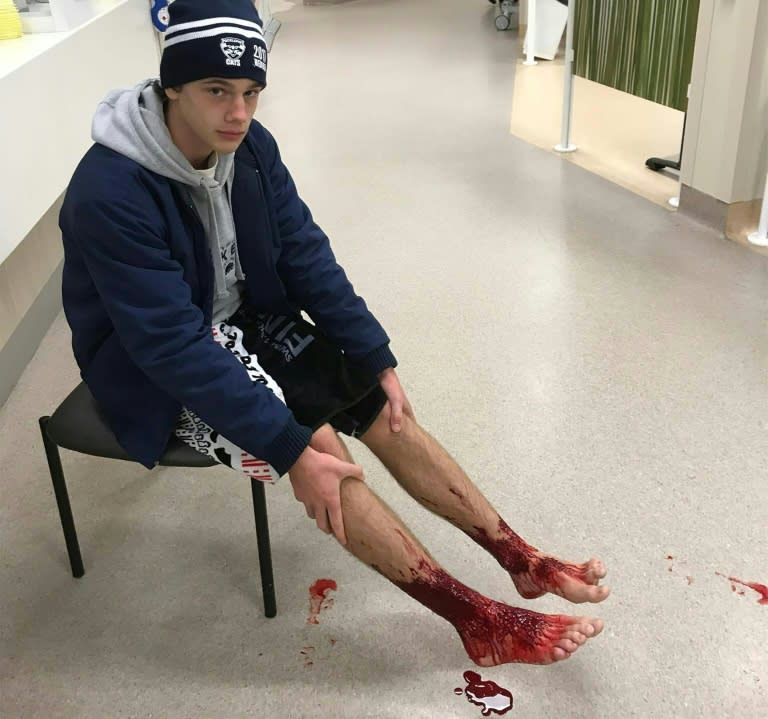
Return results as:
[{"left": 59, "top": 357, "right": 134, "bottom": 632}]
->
[{"left": 573, "top": 0, "right": 700, "bottom": 112}]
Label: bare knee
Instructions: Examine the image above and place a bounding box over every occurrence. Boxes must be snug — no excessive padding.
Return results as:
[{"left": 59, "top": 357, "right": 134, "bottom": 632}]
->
[
  {"left": 360, "top": 403, "right": 414, "bottom": 449},
  {"left": 310, "top": 423, "right": 353, "bottom": 461}
]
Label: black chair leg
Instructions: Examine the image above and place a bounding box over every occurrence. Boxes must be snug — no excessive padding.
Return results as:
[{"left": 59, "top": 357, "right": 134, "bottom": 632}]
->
[
  {"left": 250, "top": 478, "right": 277, "bottom": 618},
  {"left": 38, "top": 417, "right": 84, "bottom": 578}
]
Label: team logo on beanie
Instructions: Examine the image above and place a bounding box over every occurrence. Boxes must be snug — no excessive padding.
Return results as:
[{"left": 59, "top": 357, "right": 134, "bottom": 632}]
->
[{"left": 220, "top": 37, "right": 246, "bottom": 66}]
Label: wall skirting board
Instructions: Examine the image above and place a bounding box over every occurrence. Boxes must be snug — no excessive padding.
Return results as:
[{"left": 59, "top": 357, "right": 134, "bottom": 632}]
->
[
  {"left": 678, "top": 184, "right": 728, "bottom": 231},
  {"left": 724, "top": 198, "right": 762, "bottom": 245},
  {"left": 679, "top": 185, "right": 768, "bottom": 255},
  {"left": 0, "top": 261, "right": 64, "bottom": 408}
]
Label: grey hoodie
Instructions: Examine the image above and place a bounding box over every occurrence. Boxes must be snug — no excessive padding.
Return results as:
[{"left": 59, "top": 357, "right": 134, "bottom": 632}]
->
[{"left": 92, "top": 79, "right": 245, "bottom": 324}]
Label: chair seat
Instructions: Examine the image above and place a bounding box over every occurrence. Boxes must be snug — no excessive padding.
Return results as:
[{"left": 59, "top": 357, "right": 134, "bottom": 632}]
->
[{"left": 46, "top": 382, "right": 217, "bottom": 468}]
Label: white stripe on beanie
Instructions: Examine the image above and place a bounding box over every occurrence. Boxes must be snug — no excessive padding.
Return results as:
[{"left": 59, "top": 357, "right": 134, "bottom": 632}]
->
[
  {"left": 164, "top": 25, "right": 265, "bottom": 49},
  {"left": 165, "top": 15, "right": 264, "bottom": 38}
]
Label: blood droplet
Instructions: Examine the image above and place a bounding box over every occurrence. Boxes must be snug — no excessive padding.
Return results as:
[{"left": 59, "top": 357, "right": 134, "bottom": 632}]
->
[
  {"left": 454, "top": 687, "right": 464, "bottom": 695},
  {"left": 308, "top": 579, "right": 338, "bottom": 624},
  {"left": 716, "top": 573, "right": 768, "bottom": 605},
  {"left": 458, "top": 669, "right": 514, "bottom": 716},
  {"left": 666, "top": 555, "right": 674, "bottom": 561}
]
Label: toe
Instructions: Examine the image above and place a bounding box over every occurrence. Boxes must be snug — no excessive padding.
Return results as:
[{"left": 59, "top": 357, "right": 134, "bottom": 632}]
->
[
  {"left": 562, "top": 630, "right": 587, "bottom": 646},
  {"left": 587, "top": 584, "right": 611, "bottom": 602},
  {"left": 586, "top": 558, "right": 607, "bottom": 580},
  {"left": 570, "top": 617, "right": 598, "bottom": 636},
  {"left": 572, "top": 617, "right": 604, "bottom": 637},
  {"left": 551, "top": 647, "right": 571, "bottom": 662},
  {"left": 556, "top": 575, "right": 610, "bottom": 604}
]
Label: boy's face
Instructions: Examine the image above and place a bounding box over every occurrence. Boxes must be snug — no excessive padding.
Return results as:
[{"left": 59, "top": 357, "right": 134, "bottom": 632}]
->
[{"left": 165, "top": 77, "right": 263, "bottom": 162}]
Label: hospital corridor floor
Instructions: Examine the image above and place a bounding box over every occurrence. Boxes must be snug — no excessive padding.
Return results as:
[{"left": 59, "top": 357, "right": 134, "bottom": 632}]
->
[{"left": 1, "top": 1, "right": 766, "bottom": 717}]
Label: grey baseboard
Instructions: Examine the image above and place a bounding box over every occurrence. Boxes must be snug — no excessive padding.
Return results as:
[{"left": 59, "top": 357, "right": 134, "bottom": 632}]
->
[
  {"left": 678, "top": 184, "right": 728, "bottom": 233},
  {"left": 0, "top": 261, "right": 64, "bottom": 409}
]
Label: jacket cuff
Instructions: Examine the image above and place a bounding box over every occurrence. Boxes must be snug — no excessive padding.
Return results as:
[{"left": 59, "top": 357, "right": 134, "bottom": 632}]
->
[
  {"left": 263, "top": 416, "right": 313, "bottom": 476},
  {"left": 353, "top": 343, "right": 398, "bottom": 376}
]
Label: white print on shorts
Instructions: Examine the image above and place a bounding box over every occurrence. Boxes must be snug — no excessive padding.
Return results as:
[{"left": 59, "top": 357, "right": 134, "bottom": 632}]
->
[
  {"left": 213, "top": 322, "right": 286, "bottom": 402},
  {"left": 174, "top": 322, "right": 285, "bottom": 483},
  {"left": 256, "top": 314, "right": 315, "bottom": 363}
]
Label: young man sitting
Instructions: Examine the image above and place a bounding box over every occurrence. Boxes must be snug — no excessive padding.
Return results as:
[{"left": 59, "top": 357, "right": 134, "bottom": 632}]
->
[{"left": 60, "top": 0, "right": 608, "bottom": 667}]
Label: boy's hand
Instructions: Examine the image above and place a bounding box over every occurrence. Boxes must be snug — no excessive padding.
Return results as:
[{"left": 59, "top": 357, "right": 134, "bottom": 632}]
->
[
  {"left": 378, "top": 368, "right": 415, "bottom": 433},
  {"left": 288, "top": 446, "right": 364, "bottom": 545}
]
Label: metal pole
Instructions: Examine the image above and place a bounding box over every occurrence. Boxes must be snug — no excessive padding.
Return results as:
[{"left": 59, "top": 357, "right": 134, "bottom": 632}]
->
[
  {"left": 251, "top": 479, "right": 277, "bottom": 618},
  {"left": 524, "top": 0, "right": 538, "bottom": 66},
  {"left": 748, "top": 171, "right": 768, "bottom": 246},
  {"left": 554, "top": 0, "right": 577, "bottom": 153},
  {"left": 39, "top": 417, "right": 85, "bottom": 578}
]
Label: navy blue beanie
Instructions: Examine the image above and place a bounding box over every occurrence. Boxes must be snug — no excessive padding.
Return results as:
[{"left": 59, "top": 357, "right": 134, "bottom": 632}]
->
[{"left": 160, "top": 0, "right": 268, "bottom": 89}]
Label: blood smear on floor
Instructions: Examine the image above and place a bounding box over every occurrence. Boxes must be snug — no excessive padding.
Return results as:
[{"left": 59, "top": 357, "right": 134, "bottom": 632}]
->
[
  {"left": 716, "top": 572, "right": 768, "bottom": 605},
  {"left": 308, "top": 579, "right": 338, "bottom": 624},
  {"left": 456, "top": 670, "right": 513, "bottom": 716}
]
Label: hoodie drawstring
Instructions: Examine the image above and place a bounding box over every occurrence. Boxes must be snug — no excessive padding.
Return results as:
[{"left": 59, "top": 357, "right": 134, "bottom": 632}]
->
[
  {"left": 201, "top": 176, "right": 246, "bottom": 300},
  {"left": 203, "top": 183, "right": 228, "bottom": 300}
]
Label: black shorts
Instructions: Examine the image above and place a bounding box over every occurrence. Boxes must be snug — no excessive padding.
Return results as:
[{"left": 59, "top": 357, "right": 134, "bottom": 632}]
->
[{"left": 226, "top": 305, "right": 387, "bottom": 438}]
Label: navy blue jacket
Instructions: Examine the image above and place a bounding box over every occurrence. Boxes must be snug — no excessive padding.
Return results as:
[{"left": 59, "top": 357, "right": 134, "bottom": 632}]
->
[{"left": 59, "top": 121, "right": 395, "bottom": 475}]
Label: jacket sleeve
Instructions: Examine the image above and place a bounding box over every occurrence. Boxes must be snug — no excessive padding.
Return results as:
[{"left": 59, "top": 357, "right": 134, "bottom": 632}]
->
[
  {"left": 72, "top": 179, "right": 311, "bottom": 475},
  {"left": 264, "top": 129, "right": 397, "bottom": 376}
]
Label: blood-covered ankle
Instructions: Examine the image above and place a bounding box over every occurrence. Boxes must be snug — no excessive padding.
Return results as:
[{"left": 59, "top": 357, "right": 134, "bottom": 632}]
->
[
  {"left": 471, "top": 520, "right": 539, "bottom": 574},
  {"left": 393, "top": 564, "right": 491, "bottom": 628}
]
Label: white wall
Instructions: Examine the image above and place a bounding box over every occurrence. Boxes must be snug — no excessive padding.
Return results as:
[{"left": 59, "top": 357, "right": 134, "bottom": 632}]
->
[
  {"left": 0, "top": 0, "right": 160, "bottom": 265},
  {"left": 0, "top": 0, "right": 160, "bottom": 398},
  {"left": 682, "top": 0, "right": 768, "bottom": 204},
  {"left": 732, "top": 0, "right": 768, "bottom": 202}
]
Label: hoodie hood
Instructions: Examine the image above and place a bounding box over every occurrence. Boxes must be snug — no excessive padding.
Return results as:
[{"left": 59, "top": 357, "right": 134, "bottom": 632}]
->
[
  {"left": 92, "top": 80, "right": 245, "bottom": 313},
  {"left": 92, "top": 79, "right": 236, "bottom": 186}
]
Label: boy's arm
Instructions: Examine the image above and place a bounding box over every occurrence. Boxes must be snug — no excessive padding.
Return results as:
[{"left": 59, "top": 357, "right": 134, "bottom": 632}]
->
[{"left": 71, "top": 181, "right": 310, "bottom": 475}]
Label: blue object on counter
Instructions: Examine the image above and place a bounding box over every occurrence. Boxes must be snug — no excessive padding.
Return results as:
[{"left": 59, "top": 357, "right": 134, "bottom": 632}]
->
[{"left": 151, "top": 0, "right": 169, "bottom": 32}]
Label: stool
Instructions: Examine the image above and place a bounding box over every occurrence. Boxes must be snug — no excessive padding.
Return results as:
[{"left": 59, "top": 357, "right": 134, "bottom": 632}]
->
[{"left": 38, "top": 382, "right": 277, "bottom": 617}]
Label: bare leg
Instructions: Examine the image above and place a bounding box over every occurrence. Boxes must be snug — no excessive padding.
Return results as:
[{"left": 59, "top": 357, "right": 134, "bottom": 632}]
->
[
  {"left": 360, "top": 406, "right": 610, "bottom": 604},
  {"left": 308, "top": 425, "right": 603, "bottom": 666}
]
